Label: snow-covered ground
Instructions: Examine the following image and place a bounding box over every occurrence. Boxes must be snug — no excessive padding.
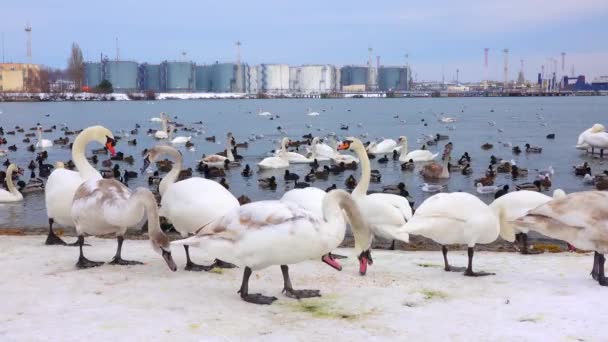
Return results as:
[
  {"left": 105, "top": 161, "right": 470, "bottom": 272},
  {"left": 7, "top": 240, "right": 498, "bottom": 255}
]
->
[
  {"left": 155, "top": 92, "right": 247, "bottom": 100},
  {"left": 1, "top": 236, "right": 606, "bottom": 341}
]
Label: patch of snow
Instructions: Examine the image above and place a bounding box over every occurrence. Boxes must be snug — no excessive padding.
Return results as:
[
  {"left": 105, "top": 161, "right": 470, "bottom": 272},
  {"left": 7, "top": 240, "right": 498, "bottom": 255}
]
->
[{"left": 0, "top": 236, "right": 606, "bottom": 340}]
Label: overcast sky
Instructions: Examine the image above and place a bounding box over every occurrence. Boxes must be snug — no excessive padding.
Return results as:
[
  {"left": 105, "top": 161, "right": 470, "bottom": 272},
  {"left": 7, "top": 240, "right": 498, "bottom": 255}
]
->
[{"left": 2, "top": 0, "right": 607, "bottom": 82}]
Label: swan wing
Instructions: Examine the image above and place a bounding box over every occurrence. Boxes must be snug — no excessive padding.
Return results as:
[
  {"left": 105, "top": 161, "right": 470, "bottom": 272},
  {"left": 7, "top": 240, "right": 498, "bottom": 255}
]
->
[
  {"left": 356, "top": 194, "right": 410, "bottom": 241},
  {"left": 281, "top": 187, "right": 326, "bottom": 217}
]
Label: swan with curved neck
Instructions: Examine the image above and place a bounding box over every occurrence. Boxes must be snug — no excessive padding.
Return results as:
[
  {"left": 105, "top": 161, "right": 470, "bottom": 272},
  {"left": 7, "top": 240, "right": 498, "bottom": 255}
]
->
[
  {"left": 71, "top": 183, "right": 177, "bottom": 271},
  {"left": 143, "top": 145, "right": 183, "bottom": 196},
  {"left": 145, "top": 144, "right": 240, "bottom": 271},
  {"left": 398, "top": 136, "right": 438, "bottom": 162},
  {"left": 154, "top": 118, "right": 169, "bottom": 139},
  {"left": 337, "top": 137, "right": 411, "bottom": 249},
  {"left": 276, "top": 137, "right": 314, "bottom": 163},
  {"left": 259, "top": 138, "right": 289, "bottom": 169},
  {"left": 0, "top": 164, "right": 24, "bottom": 202},
  {"left": 202, "top": 133, "right": 235, "bottom": 167},
  {"left": 44, "top": 125, "right": 116, "bottom": 246},
  {"left": 35, "top": 127, "right": 53, "bottom": 149},
  {"left": 173, "top": 189, "right": 372, "bottom": 304}
]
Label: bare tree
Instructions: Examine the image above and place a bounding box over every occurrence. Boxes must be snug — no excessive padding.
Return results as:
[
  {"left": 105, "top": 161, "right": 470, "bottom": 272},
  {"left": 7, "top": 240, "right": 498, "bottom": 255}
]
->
[{"left": 67, "top": 43, "right": 84, "bottom": 90}]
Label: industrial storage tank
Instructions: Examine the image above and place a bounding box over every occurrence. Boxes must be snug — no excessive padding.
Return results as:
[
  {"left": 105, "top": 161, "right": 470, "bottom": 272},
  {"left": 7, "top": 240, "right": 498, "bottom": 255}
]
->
[
  {"left": 195, "top": 65, "right": 212, "bottom": 92},
  {"left": 210, "top": 63, "right": 237, "bottom": 93},
  {"left": 257, "top": 64, "right": 290, "bottom": 94},
  {"left": 378, "top": 67, "right": 408, "bottom": 91},
  {"left": 84, "top": 62, "right": 103, "bottom": 89},
  {"left": 247, "top": 66, "right": 259, "bottom": 94},
  {"left": 104, "top": 61, "right": 139, "bottom": 92},
  {"left": 140, "top": 64, "right": 162, "bottom": 91},
  {"left": 291, "top": 65, "right": 338, "bottom": 94},
  {"left": 163, "top": 62, "right": 195, "bottom": 92},
  {"left": 340, "top": 66, "right": 368, "bottom": 87}
]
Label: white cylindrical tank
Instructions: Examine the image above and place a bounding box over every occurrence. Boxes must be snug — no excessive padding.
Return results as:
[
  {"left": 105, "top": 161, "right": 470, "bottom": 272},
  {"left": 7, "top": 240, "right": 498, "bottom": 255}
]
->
[
  {"left": 292, "top": 65, "right": 337, "bottom": 94},
  {"left": 258, "top": 64, "right": 290, "bottom": 94}
]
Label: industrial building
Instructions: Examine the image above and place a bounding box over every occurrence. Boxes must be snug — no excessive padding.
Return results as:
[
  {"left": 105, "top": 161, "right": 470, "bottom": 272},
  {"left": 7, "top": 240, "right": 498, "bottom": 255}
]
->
[
  {"left": 340, "top": 66, "right": 368, "bottom": 90},
  {"left": 250, "top": 64, "right": 290, "bottom": 94},
  {"left": 0, "top": 63, "right": 41, "bottom": 92},
  {"left": 289, "top": 65, "right": 339, "bottom": 95},
  {"left": 163, "top": 61, "right": 196, "bottom": 92},
  {"left": 139, "top": 64, "right": 162, "bottom": 91},
  {"left": 104, "top": 61, "right": 139, "bottom": 92},
  {"left": 378, "top": 66, "right": 410, "bottom": 91},
  {"left": 84, "top": 62, "right": 103, "bottom": 89},
  {"left": 194, "top": 65, "right": 212, "bottom": 92}
]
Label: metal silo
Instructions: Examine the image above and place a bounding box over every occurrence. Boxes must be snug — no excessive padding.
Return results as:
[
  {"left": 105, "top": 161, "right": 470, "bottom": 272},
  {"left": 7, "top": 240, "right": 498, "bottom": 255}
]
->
[
  {"left": 247, "top": 66, "right": 259, "bottom": 94},
  {"left": 258, "top": 64, "right": 290, "bottom": 94},
  {"left": 195, "top": 65, "right": 212, "bottom": 92},
  {"left": 84, "top": 62, "right": 103, "bottom": 88},
  {"left": 340, "top": 66, "right": 368, "bottom": 87},
  {"left": 210, "top": 63, "right": 236, "bottom": 93},
  {"left": 104, "top": 61, "right": 139, "bottom": 92},
  {"left": 140, "top": 64, "right": 162, "bottom": 91},
  {"left": 378, "top": 67, "right": 407, "bottom": 91},
  {"left": 292, "top": 65, "right": 337, "bottom": 94},
  {"left": 163, "top": 61, "right": 195, "bottom": 92}
]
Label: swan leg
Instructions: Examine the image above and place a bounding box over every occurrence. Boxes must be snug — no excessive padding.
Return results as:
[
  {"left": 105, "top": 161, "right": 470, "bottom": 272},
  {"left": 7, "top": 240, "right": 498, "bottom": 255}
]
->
[
  {"left": 519, "top": 233, "right": 542, "bottom": 255},
  {"left": 238, "top": 266, "right": 277, "bottom": 305},
  {"left": 442, "top": 245, "right": 465, "bottom": 272},
  {"left": 597, "top": 253, "right": 608, "bottom": 287},
  {"left": 75, "top": 236, "right": 104, "bottom": 269},
  {"left": 212, "top": 259, "right": 237, "bottom": 269},
  {"left": 109, "top": 236, "right": 143, "bottom": 265},
  {"left": 591, "top": 252, "right": 600, "bottom": 280},
  {"left": 328, "top": 252, "right": 347, "bottom": 259},
  {"left": 281, "top": 265, "right": 321, "bottom": 299},
  {"left": 464, "top": 247, "right": 495, "bottom": 277},
  {"left": 45, "top": 218, "right": 67, "bottom": 245},
  {"left": 183, "top": 245, "right": 214, "bottom": 272},
  {"left": 389, "top": 240, "right": 396, "bottom": 250}
]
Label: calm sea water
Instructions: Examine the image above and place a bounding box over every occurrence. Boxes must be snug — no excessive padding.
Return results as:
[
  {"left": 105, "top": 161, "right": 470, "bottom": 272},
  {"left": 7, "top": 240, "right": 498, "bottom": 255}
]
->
[{"left": 1, "top": 97, "right": 607, "bottom": 229}]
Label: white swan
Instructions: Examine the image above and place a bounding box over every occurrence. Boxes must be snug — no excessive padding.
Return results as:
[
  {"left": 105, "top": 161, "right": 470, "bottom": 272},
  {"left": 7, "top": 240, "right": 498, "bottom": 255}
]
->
[
  {"left": 338, "top": 137, "right": 411, "bottom": 249},
  {"left": 576, "top": 123, "right": 605, "bottom": 150},
  {"left": 366, "top": 138, "right": 398, "bottom": 155},
  {"left": 71, "top": 182, "right": 177, "bottom": 271},
  {"left": 145, "top": 145, "right": 240, "bottom": 271},
  {"left": 421, "top": 183, "right": 443, "bottom": 193},
  {"left": 398, "top": 136, "right": 438, "bottom": 162},
  {"left": 150, "top": 112, "right": 166, "bottom": 122},
  {"left": 172, "top": 189, "right": 373, "bottom": 304},
  {"left": 306, "top": 137, "right": 333, "bottom": 162},
  {"left": 44, "top": 126, "right": 116, "bottom": 246},
  {"left": 326, "top": 137, "right": 359, "bottom": 164},
  {"left": 201, "top": 133, "right": 235, "bottom": 167},
  {"left": 0, "top": 164, "right": 23, "bottom": 202},
  {"left": 170, "top": 126, "right": 192, "bottom": 144},
  {"left": 439, "top": 116, "right": 457, "bottom": 123},
  {"left": 274, "top": 137, "right": 314, "bottom": 164},
  {"left": 258, "top": 109, "right": 272, "bottom": 116},
  {"left": 405, "top": 192, "right": 500, "bottom": 276},
  {"left": 154, "top": 117, "right": 169, "bottom": 139},
  {"left": 489, "top": 189, "right": 566, "bottom": 254},
  {"left": 35, "top": 127, "right": 53, "bottom": 149},
  {"left": 581, "top": 130, "right": 608, "bottom": 157},
  {"left": 307, "top": 108, "right": 320, "bottom": 116},
  {"left": 514, "top": 191, "right": 608, "bottom": 286},
  {"left": 259, "top": 139, "right": 290, "bottom": 170}
]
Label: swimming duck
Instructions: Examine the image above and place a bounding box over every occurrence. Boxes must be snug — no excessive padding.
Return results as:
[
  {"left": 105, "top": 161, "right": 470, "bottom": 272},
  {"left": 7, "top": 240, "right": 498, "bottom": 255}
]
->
[
  {"left": 219, "top": 178, "right": 229, "bottom": 190},
  {"left": 516, "top": 180, "right": 542, "bottom": 191},
  {"left": 258, "top": 176, "right": 277, "bottom": 189},
  {"left": 241, "top": 164, "right": 253, "bottom": 177},
  {"left": 378, "top": 155, "right": 389, "bottom": 164},
  {"left": 512, "top": 146, "right": 522, "bottom": 154},
  {"left": 525, "top": 143, "right": 542, "bottom": 153},
  {"left": 284, "top": 170, "right": 300, "bottom": 182},
  {"left": 401, "top": 159, "right": 415, "bottom": 171},
  {"left": 345, "top": 175, "right": 357, "bottom": 189},
  {"left": 370, "top": 170, "right": 382, "bottom": 182},
  {"left": 461, "top": 164, "right": 473, "bottom": 175},
  {"left": 574, "top": 162, "right": 589, "bottom": 176},
  {"left": 511, "top": 165, "right": 528, "bottom": 178},
  {"left": 481, "top": 143, "right": 493, "bottom": 150}
]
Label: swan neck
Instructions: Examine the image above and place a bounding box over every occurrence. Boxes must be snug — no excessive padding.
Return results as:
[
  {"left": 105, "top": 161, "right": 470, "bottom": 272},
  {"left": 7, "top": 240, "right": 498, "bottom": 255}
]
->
[
  {"left": 72, "top": 128, "right": 101, "bottom": 179},
  {"left": 131, "top": 188, "right": 163, "bottom": 241},
  {"left": 5, "top": 166, "right": 19, "bottom": 196},
  {"left": 323, "top": 190, "right": 371, "bottom": 253},
  {"left": 353, "top": 145, "right": 370, "bottom": 197},
  {"left": 158, "top": 147, "right": 183, "bottom": 196},
  {"left": 226, "top": 138, "right": 234, "bottom": 161},
  {"left": 36, "top": 129, "right": 42, "bottom": 141},
  {"left": 400, "top": 139, "right": 408, "bottom": 157}
]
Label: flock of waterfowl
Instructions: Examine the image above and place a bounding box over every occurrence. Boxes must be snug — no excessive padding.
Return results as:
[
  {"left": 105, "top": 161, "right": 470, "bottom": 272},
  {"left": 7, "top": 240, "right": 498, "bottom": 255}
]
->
[{"left": 1, "top": 112, "right": 608, "bottom": 306}]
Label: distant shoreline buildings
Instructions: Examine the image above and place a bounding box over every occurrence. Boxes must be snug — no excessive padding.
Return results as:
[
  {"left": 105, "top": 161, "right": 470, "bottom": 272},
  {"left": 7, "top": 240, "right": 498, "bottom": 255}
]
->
[{"left": 82, "top": 57, "right": 412, "bottom": 95}]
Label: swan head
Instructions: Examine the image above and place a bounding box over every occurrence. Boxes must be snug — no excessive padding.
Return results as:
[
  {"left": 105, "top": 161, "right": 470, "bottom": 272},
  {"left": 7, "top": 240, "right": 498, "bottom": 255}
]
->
[
  {"left": 591, "top": 123, "right": 605, "bottom": 133},
  {"left": 150, "top": 229, "right": 177, "bottom": 272},
  {"left": 337, "top": 137, "right": 364, "bottom": 152},
  {"left": 397, "top": 136, "right": 407, "bottom": 143},
  {"left": 6, "top": 163, "right": 23, "bottom": 176},
  {"left": 142, "top": 145, "right": 180, "bottom": 174}
]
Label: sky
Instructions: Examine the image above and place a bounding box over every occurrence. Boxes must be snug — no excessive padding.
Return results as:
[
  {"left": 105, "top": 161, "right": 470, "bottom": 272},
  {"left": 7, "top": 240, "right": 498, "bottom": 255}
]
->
[{"left": 1, "top": 0, "right": 607, "bottom": 82}]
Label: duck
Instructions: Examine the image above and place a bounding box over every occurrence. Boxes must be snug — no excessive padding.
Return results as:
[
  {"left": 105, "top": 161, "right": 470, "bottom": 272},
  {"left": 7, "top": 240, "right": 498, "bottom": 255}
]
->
[
  {"left": 44, "top": 126, "right": 116, "bottom": 246},
  {"left": 325, "top": 184, "right": 337, "bottom": 192},
  {"left": 405, "top": 192, "right": 500, "bottom": 276},
  {"left": 70, "top": 182, "right": 176, "bottom": 271},
  {"left": 284, "top": 170, "right": 300, "bottom": 182},
  {"left": 546, "top": 133, "right": 555, "bottom": 139},
  {"left": 512, "top": 146, "right": 522, "bottom": 154},
  {"left": 345, "top": 175, "right": 357, "bottom": 189},
  {"left": 510, "top": 165, "right": 528, "bottom": 178},
  {"left": 53, "top": 137, "right": 69, "bottom": 145},
  {"left": 481, "top": 143, "right": 493, "bottom": 150},
  {"left": 370, "top": 170, "right": 382, "bottom": 182},
  {"left": 397, "top": 136, "right": 438, "bottom": 162},
  {"left": 294, "top": 180, "right": 310, "bottom": 188},
  {"left": 494, "top": 185, "right": 510, "bottom": 199},
  {"left": 596, "top": 175, "right": 608, "bottom": 190},
  {"left": 144, "top": 145, "right": 240, "bottom": 271},
  {"left": 201, "top": 133, "right": 237, "bottom": 168},
  {"left": 304, "top": 169, "right": 316, "bottom": 182},
  {"left": 476, "top": 183, "right": 500, "bottom": 194},
  {"left": 574, "top": 162, "right": 590, "bottom": 176},
  {"left": 401, "top": 160, "right": 415, "bottom": 171},
  {"left": 314, "top": 165, "right": 330, "bottom": 179},
  {"left": 539, "top": 175, "right": 552, "bottom": 190},
  {"left": 490, "top": 189, "right": 565, "bottom": 255},
  {"left": 258, "top": 176, "right": 277, "bottom": 189},
  {"left": 496, "top": 161, "right": 513, "bottom": 173},
  {"left": 516, "top": 180, "right": 542, "bottom": 192},
  {"left": 171, "top": 189, "right": 372, "bottom": 304},
  {"left": 338, "top": 138, "right": 411, "bottom": 251},
  {"left": 525, "top": 143, "right": 542, "bottom": 153},
  {"left": 0, "top": 164, "right": 23, "bottom": 202},
  {"left": 128, "top": 139, "right": 137, "bottom": 146},
  {"left": 219, "top": 178, "right": 229, "bottom": 190},
  {"left": 382, "top": 183, "right": 409, "bottom": 197},
  {"left": 241, "top": 164, "right": 253, "bottom": 177},
  {"left": 35, "top": 127, "right": 54, "bottom": 149},
  {"left": 514, "top": 191, "right": 608, "bottom": 286},
  {"left": 377, "top": 155, "right": 389, "bottom": 164},
  {"left": 447, "top": 162, "right": 464, "bottom": 172}
]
